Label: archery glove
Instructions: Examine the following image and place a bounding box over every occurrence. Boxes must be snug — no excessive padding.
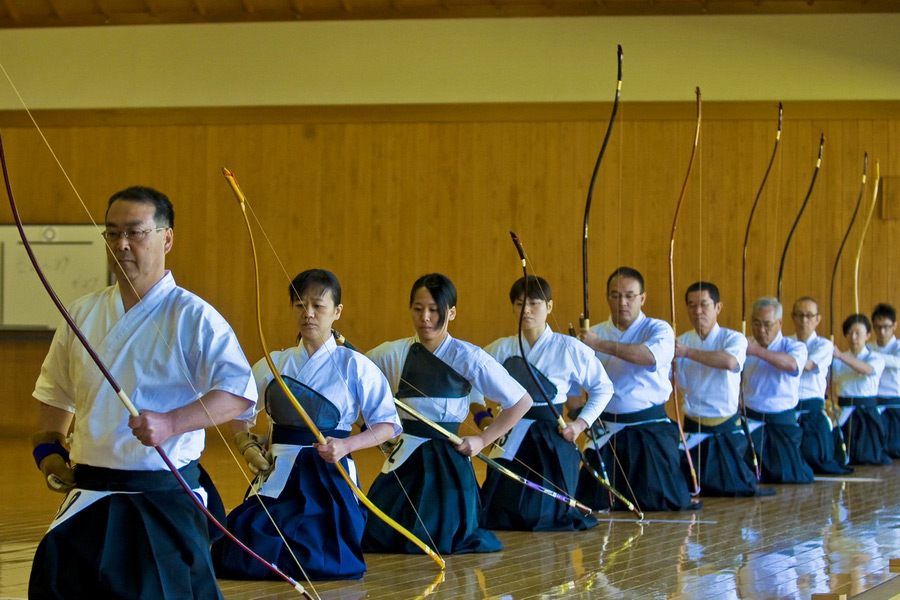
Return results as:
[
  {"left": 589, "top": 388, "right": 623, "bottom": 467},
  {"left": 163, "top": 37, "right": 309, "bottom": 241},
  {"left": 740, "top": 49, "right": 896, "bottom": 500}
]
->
[
  {"left": 235, "top": 431, "right": 272, "bottom": 475},
  {"left": 31, "top": 431, "right": 75, "bottom": 493}
]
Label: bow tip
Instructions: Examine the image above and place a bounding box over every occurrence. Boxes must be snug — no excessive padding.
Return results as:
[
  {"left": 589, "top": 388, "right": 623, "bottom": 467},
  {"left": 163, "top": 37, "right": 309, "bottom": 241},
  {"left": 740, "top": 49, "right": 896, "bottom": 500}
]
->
[{"left": 222, "top": 167, "right": 234, "bottom": 177}]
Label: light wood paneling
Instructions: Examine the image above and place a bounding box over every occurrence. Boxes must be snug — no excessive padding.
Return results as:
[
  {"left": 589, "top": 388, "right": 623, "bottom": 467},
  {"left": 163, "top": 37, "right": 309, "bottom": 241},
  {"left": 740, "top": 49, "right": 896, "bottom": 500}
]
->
[{"left": 0, "top": 101, "right": 898, "bottom": 431}]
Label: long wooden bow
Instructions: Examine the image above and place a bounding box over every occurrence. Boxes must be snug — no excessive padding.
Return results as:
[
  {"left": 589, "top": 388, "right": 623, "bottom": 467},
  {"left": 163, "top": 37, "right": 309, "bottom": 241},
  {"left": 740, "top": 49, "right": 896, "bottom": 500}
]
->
[
  {"left": 742, "top": 103, "right": 783, "bottom": 336},
  {"left": 510, "top": 232, "right": 643, "bottom": 520},
  {"left": 0, "top": 134, "right": 310, "bottom": 597},
  {"left": 739, "top": 103, "right": 783, "bottom": 481},
  {"left": 222, "top": 168, "right": 445, "bottom": 569},
  {"left": 852, "top": 162, "right": 881, "bottom": 314},
  {"left": 828, "top": 152, "right": 868, "bottom": 461},
  {"left": 776, "top": 133, "right": 825, "bottom": 303},
  {"left": 667, "top": 87, "right": 701, "bottom": 496},
  {"left": 580, "top": 45, "right": 623, "bottom": 331}
]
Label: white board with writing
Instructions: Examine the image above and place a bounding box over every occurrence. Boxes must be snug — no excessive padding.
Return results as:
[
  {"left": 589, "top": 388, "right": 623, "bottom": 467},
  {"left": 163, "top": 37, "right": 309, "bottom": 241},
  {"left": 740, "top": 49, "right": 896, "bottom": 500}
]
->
[{"left": 0, "top": 225, "right": 109, "bottom": 330}]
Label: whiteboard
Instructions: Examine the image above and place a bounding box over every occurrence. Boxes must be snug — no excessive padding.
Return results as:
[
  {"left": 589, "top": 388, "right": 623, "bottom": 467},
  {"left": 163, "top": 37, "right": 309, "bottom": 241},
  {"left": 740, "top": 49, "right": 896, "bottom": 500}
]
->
[{"left": 0, "top": 225, "right": 109, "bottom": 330}]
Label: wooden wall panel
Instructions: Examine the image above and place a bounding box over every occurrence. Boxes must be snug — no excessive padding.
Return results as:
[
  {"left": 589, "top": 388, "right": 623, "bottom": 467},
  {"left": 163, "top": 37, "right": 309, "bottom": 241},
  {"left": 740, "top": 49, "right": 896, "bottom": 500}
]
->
[{"left": 0, "top": 101, "right": 897, "bottom": 432}]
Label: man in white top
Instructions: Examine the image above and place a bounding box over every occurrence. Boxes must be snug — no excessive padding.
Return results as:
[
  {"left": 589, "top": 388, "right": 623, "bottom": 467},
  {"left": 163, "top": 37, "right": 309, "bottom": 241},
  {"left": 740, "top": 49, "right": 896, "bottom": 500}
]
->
[
  {"left": 29, "top": 187, "right": 257, "bottom": 599},
  {"left": 869, "top": 303, "right": 900, "bottom": 458},
  {"left": 789, "top": 297, "right": 851, "bottom": 473},
  {"left": 578, "top": 266, "right": 695, "bottom": 511},
  {"left": 674, "top": 281, "right": 761, "bottom": 496},
  {"left": 743, "top": 297, "right": 813, "bottom": 484}
]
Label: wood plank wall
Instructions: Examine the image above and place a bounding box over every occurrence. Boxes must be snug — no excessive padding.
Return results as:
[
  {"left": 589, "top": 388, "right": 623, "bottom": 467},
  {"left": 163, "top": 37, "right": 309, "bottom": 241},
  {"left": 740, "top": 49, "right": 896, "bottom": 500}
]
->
[{"left": 0, "top": 101, "right": 897, "bottom": 433}]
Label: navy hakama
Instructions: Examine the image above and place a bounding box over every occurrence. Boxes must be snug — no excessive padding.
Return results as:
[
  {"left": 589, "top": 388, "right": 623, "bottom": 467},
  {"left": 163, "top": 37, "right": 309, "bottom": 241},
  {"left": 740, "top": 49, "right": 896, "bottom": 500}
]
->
[
  {"left": 577, "top": 405, "right": 695, "bottom": 512},
  {"left": 362, "top": 421, "right": 502, "bottom": 554},
  {"left": 682, "top": 415, "right": 761, "bottom": 497},
  {"left": 797, "top": 399, "right": 852, "bottom": 474},
  {"left": 481, "top": 405, "right": 597, "bottom": 531},
  {"left": 878, "top": 399, "right": 900, "bottom": 459},
  {"left": 29, "top": 462, "right": 222, "bottom": 600},
  {"left": 213, "top": 428, "right": 367, "bottom": 581},
  {"left": 839, "top": 397, "right": 891, "bottom": 465},
  {"left": 745, "top": 408, "right": 814, "bottom": 484}
]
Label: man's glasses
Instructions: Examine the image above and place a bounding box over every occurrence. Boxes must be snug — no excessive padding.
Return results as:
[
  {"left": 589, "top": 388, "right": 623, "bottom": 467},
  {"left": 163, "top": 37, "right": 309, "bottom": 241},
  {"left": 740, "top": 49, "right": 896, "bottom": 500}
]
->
[
  {"left": 608, "top": 292, "right": 643, "bottom": 302},
  {"left": 101, "top": 227, "right": 167, "bottom": 243}
]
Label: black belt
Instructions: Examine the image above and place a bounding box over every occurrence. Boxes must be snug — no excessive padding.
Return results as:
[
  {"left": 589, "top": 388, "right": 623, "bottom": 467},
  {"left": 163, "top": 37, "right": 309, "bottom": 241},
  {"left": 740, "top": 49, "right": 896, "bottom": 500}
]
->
[
  {"left": 271, "top": 424, "right": 349, "bottom": 445},
  {"left": 745, "top": 407, "right": 798, "bottom": 426},
  {"left": 401, "top": 420, "right": 460, "bottom": 439},
  {"left": 797, "top": 398, "right": 825, "bottom": 413},
  {"left": 878, "top": 396, "right": 900, "bottom": 406},
  {"left": 75, "top": 460, "right": 200, "bottom": 492},
  {"left": 838, "top": 397, "right": 879, "bottom": 409},
  {"left": 601, "top": 403, "right": 668, "bottom": 424},
  {"left": 525, "top": 403, "right": 561, "bottom": 422}
]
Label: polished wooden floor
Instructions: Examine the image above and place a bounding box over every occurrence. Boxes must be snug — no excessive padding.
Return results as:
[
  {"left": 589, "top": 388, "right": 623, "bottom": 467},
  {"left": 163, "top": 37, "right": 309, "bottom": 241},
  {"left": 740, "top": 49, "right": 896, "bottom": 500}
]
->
[{"left": 4, "top": 432, "right": 900, "bottom": 600}]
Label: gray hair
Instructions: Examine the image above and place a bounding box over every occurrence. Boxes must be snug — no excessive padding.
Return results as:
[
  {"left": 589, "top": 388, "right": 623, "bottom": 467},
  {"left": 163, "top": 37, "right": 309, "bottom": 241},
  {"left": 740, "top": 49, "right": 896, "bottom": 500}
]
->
[{"left": 753, "top": 296, "right": 783, "bottom": 319}]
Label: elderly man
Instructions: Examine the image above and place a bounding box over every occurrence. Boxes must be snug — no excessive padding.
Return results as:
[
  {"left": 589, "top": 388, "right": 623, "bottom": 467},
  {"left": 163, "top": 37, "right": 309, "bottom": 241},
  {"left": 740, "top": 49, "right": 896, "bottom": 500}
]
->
[
  {"left": 579, "top": 266, "right": 695, "bottom": 511},
  {"left": 674, "top": 281, "right": 763, "bottom": 496},
  {"left": 788, "top": 296, "right": 851, "bottom": 474},
  {"left": 742, "top": 297, "right": 813, "bottom": 484},
  {"left": 29, "top": 186, "right": 257, "bottom": 599}
]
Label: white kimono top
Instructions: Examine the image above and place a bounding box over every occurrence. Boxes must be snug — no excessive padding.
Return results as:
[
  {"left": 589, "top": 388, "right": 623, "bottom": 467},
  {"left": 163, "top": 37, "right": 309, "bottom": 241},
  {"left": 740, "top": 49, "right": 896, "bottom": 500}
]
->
[
  {"left": 833, "top": 346, "right": 885, "bottom": 398},
  {"left": 675, "top": 323, "right": 747, "bottom": 418},
  {"left": 483, "top": 324, "right": 614, "bottom": 427},
  {"left": 252, "top": 335, "right": 401, "bottom": 436},
  {"left": 789, "top": 332, "right": 833, "bottom": 400},
  {"left": 34, "top": 271, "right": 257, "bottom": 471},
  {"left": 590, "top": 311, "right": 674, "bottom": 414},
  {"left": 868, "top": 337, "right": 900, "bottom": 398},
  {"left": 742, "top": 331, "right": 807, "bottom": 413},
  {"left": 367, "top": 334, "right": 526, "bottom": 423}
]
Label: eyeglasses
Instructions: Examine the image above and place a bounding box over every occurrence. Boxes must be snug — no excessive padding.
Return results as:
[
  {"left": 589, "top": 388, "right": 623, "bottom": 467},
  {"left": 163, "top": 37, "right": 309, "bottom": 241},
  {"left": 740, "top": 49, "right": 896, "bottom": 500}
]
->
[
  {"left": 608, "top": 292, "right": 643, "bottom": 302},
  {"left": 792, "top": 312, "right": 818, "bottom": 320},
  {"left": 101, "top": 227, "right": 167, "bottom": 243}
]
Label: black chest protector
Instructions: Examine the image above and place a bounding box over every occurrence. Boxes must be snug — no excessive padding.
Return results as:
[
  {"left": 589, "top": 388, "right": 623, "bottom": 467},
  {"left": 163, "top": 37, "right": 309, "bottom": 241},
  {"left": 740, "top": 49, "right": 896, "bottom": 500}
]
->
[
  {"left": 265, "top": 375, "right": 341, "bottom": 431},
  {"left": 502, "top": 355, "right": 558, "bottom": 401},
  {"left": 397, "top": 342, "right": 472, "bottom": 399}
]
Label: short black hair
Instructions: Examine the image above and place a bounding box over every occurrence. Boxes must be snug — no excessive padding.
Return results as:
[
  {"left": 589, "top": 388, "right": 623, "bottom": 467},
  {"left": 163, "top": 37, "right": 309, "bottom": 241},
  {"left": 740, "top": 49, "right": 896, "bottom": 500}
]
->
[
  {"left": 685, "top": 281, "right": 720, "bottom": 304},
  {"left": 289, "top": 269, "right": 341, "bottom": 306},
  {"left": 106, "top": 186, "right": 174, "bottom": 229},
  {"left": 509, "top": 275, "right": 552, "bottom": 304},
  {"left": 843, "top": 313, "right": 871, "bottom": 335},
  {"left": 606, "top": 266, "right": 644, "bottom": 293},
  {"left": 410, "top": 273, "right": 457, "bottom": 329},
  {"left": 872, "top": 303, "right": 896, "bottom": 324}
]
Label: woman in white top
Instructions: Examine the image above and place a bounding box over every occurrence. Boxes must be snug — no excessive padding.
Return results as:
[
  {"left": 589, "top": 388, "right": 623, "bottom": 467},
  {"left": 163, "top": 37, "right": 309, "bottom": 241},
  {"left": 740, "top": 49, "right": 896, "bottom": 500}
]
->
[
  {"left": 832, "top": 313, "right": 889, "bottom": 465},
  {"left": 362, "top": 273, "right": 532, "bottom": 554}
]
